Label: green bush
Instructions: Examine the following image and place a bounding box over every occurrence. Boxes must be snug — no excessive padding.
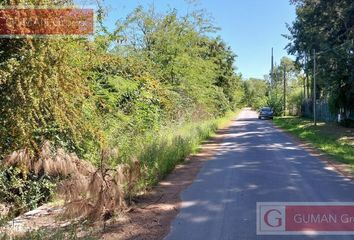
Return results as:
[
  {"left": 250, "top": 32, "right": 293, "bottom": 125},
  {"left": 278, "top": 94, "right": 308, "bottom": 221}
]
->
[
  {"left": 267, "top": 94, "right": 283, "bottom": 116},
  {"left": 0, "top": 167, "right": 56, "bottom": 216},
  {"left": 339, "top": 119, "right": 354, "bottom": 128},
  {"left": 0, "top": 2, "right": 244, "bottom": 217}
]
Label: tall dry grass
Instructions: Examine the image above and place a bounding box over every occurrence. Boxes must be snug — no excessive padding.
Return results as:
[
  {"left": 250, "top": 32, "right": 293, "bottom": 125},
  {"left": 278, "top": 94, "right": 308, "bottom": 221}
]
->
[{"left": 3, "top": 141, "right": 141, "bottom": 221}]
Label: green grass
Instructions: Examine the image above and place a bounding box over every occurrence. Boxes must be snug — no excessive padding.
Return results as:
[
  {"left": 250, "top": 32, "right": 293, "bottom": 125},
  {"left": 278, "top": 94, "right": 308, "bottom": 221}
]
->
[
  {"left": 137, "top": 110, "right": 239, "bottom": 189},
  {"left": 0, "top": 224, "right": 97, "bottom": 240},
  {"left": 273, "top": 117, "right": 354, "bottom": 165}
]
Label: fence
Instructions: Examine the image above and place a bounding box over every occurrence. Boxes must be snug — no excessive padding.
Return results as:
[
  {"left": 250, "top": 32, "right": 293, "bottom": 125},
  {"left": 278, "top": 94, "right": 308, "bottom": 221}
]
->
[
  {"left": 301, "top": 99, "right": 354, "bottom": 122},
  {"left": 302, "top": 99, "right": 335, "bottom": 122}
]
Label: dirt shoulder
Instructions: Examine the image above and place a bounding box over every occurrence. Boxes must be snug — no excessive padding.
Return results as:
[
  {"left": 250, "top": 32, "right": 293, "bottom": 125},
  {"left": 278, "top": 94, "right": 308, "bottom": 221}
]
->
[{"left": 100, "top": 119, "right": 236, "bottom": 240}]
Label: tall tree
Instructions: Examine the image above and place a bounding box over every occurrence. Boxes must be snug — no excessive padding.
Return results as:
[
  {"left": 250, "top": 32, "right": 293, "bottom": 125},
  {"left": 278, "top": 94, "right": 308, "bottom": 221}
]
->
[{"left": 286, "top": 0, "right": 354, "bottom": 117}]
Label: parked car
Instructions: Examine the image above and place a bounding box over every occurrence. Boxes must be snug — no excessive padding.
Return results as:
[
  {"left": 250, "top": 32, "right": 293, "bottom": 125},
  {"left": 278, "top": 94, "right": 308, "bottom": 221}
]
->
[{"left": 258, "top": 107, "right": 273, "bottom": 120}]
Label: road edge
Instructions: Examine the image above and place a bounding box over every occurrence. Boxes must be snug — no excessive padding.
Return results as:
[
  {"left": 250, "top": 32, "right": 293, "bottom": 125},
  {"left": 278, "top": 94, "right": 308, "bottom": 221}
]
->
[
  {"left": 100, "top": 110, "right": 242, "bottom": 240},
  {"left": 271, "top": 121, "right": 354, "bottom": 182}
]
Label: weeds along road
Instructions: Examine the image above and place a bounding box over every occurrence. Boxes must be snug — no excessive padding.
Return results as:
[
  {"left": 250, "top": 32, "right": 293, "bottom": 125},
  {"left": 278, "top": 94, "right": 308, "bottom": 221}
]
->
[{"left": 165, "top": 108, "right": 354, "bottom": 240}]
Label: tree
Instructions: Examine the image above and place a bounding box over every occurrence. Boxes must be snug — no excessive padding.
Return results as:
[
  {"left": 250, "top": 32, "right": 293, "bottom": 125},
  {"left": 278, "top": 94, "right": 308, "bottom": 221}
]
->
[
  {"left": 0, "top": 2, "right": 246, "bottom": 215},
  {"left": 0, "top": 0, "right": 101, "bottom": 160},
  {"left": 112, "top": 6, "right": 242, "bottom": 118},
  {"left": 267, "top": 57, "right": 303, "bottom": 116},
  {"left": 286, "top": 0, "right": 354, "bottom": 118},
  {"left": 242, "top": 78, "right": 268, "bottom": 110}
]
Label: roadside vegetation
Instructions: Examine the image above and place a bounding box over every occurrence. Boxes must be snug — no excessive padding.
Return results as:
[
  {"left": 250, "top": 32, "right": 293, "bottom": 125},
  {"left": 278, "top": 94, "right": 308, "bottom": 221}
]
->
[
  {"left": 273, "top": 117, "right": 354, "bottom": 165},
  {"left": 3, "top": 225, "right": 96, "bottom": 240},
  {"left": 242, "top": 57, "right": 303, "bottom": 117},
  {"left": 0, "top": 0, "right": 244, "bottom": 223},
  {"left": 271, "top": 0, "right": 354, "bottom": 167},
  {"left": 286, "top": 0, "right": 354, "bottom": 121},
  {"left": 246, "top": 0, "right": 353, "bottom": 122}
]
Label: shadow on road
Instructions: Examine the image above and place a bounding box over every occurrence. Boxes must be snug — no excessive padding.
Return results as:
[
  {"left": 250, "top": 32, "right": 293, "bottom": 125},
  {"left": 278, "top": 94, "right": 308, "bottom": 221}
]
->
[{"left": 166, "top": 111, "right": 354, "bottom": 240}]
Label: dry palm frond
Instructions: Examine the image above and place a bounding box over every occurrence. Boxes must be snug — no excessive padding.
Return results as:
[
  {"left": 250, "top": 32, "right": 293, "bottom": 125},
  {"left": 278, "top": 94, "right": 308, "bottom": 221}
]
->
[
  {"left": 63, "top": 158, "right": 140, "bottom": 221},
  {"left": 72, "top": 153, "right": 95, "bottom": 176},
  {"left": 63, "top": 200, "right": 94, "bottom": 219},
  {"left": 3, "top": 148, "right": 32, "bottom": 170},
  {"left": 113, "top": 164, "right": 129, "bottom": 207},
  {"left": 2, "top": 142, "right": 141, "bottom": 222},
  {"left": 87, "top": 171, "right": 105, "bottom": 200},
  {"left": 127, "top": 157, "right": 141, "bottom": 195},
  {"left": 3, "top": 141, "right": 94, "bottom": 178},
  {"left": 58, "top": 174, "right": 90, "bottom": 202}
]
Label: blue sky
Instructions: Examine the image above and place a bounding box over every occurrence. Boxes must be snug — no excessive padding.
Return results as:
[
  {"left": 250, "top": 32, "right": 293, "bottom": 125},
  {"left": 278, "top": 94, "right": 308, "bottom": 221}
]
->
[{"left": 83, "top": 0, "right": 296, "bottom": 80}]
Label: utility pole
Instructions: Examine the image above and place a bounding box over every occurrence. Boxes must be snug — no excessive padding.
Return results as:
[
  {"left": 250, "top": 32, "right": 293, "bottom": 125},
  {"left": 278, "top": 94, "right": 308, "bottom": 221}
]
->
[
  {"left": 304, "top": 53, "right": 307, "bottom": 99},
  {"left": 283, "top": 65, "right": 286, "bottom": 116},
  {"left": 313, "top": 49, "right": 317, "bottom": 126},
  {"left": 306, "top": 52, "right": 310, "bottom": 99},
  {"left": 271, "top": 48, "right": 274, "bottom": 93}
]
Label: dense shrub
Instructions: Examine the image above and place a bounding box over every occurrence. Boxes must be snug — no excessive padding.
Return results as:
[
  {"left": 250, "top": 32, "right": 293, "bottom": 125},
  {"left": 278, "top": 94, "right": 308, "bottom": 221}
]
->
[
  {"left": 0, "top": 1, "right": 244, "bottom": 217},
  {"left": 0, "top": 167, "right": 56, "bottom": 216},
  {"left": 267, "top": 94, "right": 284, "bottom": 116}
]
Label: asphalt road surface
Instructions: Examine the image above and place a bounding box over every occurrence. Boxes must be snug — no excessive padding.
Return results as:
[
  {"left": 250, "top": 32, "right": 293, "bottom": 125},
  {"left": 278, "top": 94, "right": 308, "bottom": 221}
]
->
[{"left": 165, "top": 109, "right": 354, "bottom": 240}]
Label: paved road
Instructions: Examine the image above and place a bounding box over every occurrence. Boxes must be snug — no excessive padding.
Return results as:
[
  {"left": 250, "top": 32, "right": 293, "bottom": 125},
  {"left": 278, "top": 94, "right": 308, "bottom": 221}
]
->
[{"left": 165, "top": 109, "right": 354, "bottom": 240}]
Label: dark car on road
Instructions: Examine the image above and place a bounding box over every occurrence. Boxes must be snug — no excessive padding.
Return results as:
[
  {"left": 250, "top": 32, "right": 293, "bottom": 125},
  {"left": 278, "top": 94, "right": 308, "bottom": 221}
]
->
[{"left": 258, "top": 107, "right": 273, "bottom": 120}]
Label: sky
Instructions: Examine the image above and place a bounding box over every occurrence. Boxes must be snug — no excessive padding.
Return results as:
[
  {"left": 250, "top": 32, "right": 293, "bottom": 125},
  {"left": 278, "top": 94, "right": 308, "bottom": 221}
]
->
[{"left": 81, "top": 0, "right": 297, "bottom": 80}]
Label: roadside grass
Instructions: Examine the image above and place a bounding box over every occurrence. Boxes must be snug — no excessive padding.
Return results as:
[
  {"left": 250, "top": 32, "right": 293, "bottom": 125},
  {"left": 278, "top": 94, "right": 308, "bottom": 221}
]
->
[
  {"left": 0, "top": 111, "right": 238, "bottom": 238},
  {"left": 0, "top": 224, "right": 97, "bottom": 240},
  {"left": 138, "top": 110, "right": 238, "bottom": 188},
  {"left": 273, "top": 117, "right": 354, "bottom": 166}
]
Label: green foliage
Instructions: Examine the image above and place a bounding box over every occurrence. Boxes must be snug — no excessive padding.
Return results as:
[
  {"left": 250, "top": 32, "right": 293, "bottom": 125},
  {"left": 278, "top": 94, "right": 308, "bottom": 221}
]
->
[
  {"left": 241, "top": 57, "right": 303, "bottom": 115},
  {"left": 242, "top": 78, "right": 268, "bottom": 110},
  {"left": 0, "top": 38, "right": 102, "bottom": 161},
  {"left": 0, "top": 2, "right": 244, "bottom": 217},
  {"left": 272, "top": 57, "right": 299, "bottom": 86},
  {"left": 266, "top": 94, "right": 283, "bottom": 116},
  {"left": 0, "top": 167, "right": 56, "bottom": 216},
  {"left": 249, "top": 56, "right": 305, "bottom": 116},
  {"left": 287, "top": 86, "right": 303, "bottom": 115},
  {"left": 272, "top": 57, "right": 303, "bottom": 114},
  {"left": 287, "top": 0, "right": 354, "bottom": 116}
]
